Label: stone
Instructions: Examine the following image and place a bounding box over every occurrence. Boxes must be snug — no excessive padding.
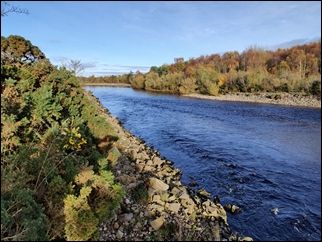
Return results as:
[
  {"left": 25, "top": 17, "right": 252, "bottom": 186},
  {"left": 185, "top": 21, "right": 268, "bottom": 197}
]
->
[
  {"left": 119, "top": 213, "right": 133, "bottom": 223},
  {"left": 153, "top": 157, "right": 165, "bottom": 167},
  {"left": 149, "top": 178, "right": 169, "bottom": 191},
  {"left": 114, "top": 222, "right": 120, "bottom": 229},
  {"left": 152, "top": 195, "right": 165, "bottom": 206},
  {"left": 168, "top": 195, "right": 176, "bottom": 202},
  {"left": 118, "top": 174, "right": 136, "bottom": 185},
  {"left": 231, "top": 205, "right": 241, "bottom": 213},
  {"left": 150, "top": 216, "right": 165, "bottom": 230},
  {"left": 240, "top": 237, "right": 253, "bottom": 241},
  {"left": 203, "top": 203, "right": 227, "bottom": 224},
  {"left": 136, "top": 163, "right": 144, "bottom": 172},
  {"left": 179, "top": 192, "right": 190, "bottom": 200},
  {"left": 127, "top": 182, "right": 137, "bottom": 189},
  {"left": 143, "top": 165, "right": 155, "bottom": 172},
  {"left": 198, "top": 188, "right": 211, "bottom": 198},
  {"left": 166, "top": 202, "right": 181, "bottom": 214},
  {"left": 271, "top": 207, "right": 279, "bottom": 215},
  {"left": 224, "top": 204, "right": 241, "bottom": 214},
  {"left": 116, "top": 230, "right": 123, "bottom": 239},
  {"left": 212, "top": 223, "right": 221, "bottom": 241}
]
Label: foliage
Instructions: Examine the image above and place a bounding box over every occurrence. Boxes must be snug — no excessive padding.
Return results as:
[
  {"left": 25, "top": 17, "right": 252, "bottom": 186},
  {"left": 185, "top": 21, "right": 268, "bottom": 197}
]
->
[
  {"left": 1, "top": 35, "right": 124, "bottom": 241},
  {"left": 81, "top": 41, "right": 321, "bottom": 97}
]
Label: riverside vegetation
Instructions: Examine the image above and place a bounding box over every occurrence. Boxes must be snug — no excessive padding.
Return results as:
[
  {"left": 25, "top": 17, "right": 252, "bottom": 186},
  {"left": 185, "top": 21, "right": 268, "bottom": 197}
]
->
[
  {"left": 1, "top": 35, "right": 252, "bottom": 241},
  {"left": 80, "top": 41, "right": 321, "bottom": 101}
]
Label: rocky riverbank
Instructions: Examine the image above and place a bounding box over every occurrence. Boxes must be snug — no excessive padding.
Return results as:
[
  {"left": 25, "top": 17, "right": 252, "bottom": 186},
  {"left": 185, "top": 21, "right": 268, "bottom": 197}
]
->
[
  {"left": 85, "top": 91, "right": 252, "bottom": 241},
  {"left": 184, "top": 92, "right": 321, "bottom": 108}
]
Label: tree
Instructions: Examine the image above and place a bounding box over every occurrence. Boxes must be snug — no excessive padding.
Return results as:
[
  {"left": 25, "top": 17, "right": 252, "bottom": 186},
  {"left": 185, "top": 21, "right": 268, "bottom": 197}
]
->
[
  {"left": 64, "top": 60, "right": 86, "bottom": 76},
  {"left": 1, "top": 35, "right": 45, "bottom": 66},
  {"left": 1, "top": 1, "right": 29, "bottom": 17}
]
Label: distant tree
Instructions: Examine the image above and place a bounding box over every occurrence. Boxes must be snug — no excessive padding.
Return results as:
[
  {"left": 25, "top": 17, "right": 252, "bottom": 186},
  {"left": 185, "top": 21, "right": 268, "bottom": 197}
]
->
[
  {"left": 64, "top": 60, "right": 86, "bottom": 76},
  {"left": 1, "top": 1, "right": 29, "bottom": 17}
]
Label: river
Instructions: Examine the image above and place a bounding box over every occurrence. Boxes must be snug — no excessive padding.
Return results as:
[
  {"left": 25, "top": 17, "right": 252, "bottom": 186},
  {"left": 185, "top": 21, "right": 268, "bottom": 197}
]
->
[{"left": 85, "top": 86, "right": 321, "bottom": 241}]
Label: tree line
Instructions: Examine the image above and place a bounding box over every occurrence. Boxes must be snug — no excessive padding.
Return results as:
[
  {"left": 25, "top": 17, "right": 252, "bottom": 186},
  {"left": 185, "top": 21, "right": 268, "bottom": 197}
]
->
[{"left": 81, "top": 42, "right": 321, "bottom": 97}]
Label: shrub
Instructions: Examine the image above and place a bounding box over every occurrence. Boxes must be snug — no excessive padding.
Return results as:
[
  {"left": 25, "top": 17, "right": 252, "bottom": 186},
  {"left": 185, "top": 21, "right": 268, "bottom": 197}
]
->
[{"left": 309, "top": 80, "right": 321, "bottom": 97}]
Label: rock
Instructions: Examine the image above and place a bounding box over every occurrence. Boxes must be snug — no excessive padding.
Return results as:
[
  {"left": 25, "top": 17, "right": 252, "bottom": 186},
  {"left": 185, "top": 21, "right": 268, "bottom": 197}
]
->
[
  {"left": 143, "top": 165, "right": 155, "bottom": 172},
  {"left": 240, "top": 236, "right": 253, "bottom": 241},
  {"left": 152, "top": 195, "right": 165, "bottom": 206},
  {"left": 118, "top": 174, "right": 136, "bottom": 185},
  {"left": 107, "top": 147, "right": 121, "bottom": 166},
  {"left": 160, "top": 191, "right": 169, "bottom": 202},
  {"left": 179, "top": 192, "right": 190, "bottom": 200},
  {"left": 147, "top": 204, "right": 164, "bottom": 215},
  {"left": 168, "top": 195, "right": 176, "bottom": 202},
  {"left": 203, "top": 202, "right": 227, "bottom": 224},
  {"left": 153, "top": 157, "right": 165, "bottom": 167},
  {"left": 146, "top": 159, "right": 153, "bottom": 166},
  {"left": 150, "top": 216, "right": 165, "bottom": 230},
  {"left": 127, "top": 182, "right": 137, "bottom": 189},
  {"left": 271, "top": 207, "right": 279, "bottom": 215},
  {"left": 171, "top": 187, "right": 182, "bottom": 196},
  {"left": 136, "top": 163, "right": 144, "bottom": 172},
  {"left": 213, "top": 195, "right": 221, "bottom": 204},
  {"left": 224, "top": 204, "right": 241, "bottom": 214},
  {"left": 231, "top": 205, "right": 241, "bottom": 213},
  {"left": 212, "top": 223, "right": 221, "bottom": 241},
  {"left": 114, "top": 222, "right": 120, "bottom": 229},
  {"left": 116, "top": 230, "right": 123, "bottom": 239},
  {"left": 119, "top": 213, "right": 133, "bottom": 223},
  {"left": 149, "top": 178, "right": 169, "bottom": 191},
  {"left": 189, "top": 180, "right": 198, "bottom": 187},
  {"left": 198, "top": 188, "right": 211, "bottom": 198},
  {"left": 166, "top": 202, "right": 181, "bottom": 214},
  {"left": 148, "top": 188, "right": 157, "bottom": 198}
]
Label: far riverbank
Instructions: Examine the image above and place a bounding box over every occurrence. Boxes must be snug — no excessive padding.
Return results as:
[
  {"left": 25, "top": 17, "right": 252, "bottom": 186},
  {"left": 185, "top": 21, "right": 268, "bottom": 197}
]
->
[
  {"left": 81, "top": 82, "right": 131, "bottom": 87},
  {"left": 82, "top": 83, "right": 321, "bottom": 108},
  {"left": 183, "top": 92, "right": 321, "bottom": 108}
]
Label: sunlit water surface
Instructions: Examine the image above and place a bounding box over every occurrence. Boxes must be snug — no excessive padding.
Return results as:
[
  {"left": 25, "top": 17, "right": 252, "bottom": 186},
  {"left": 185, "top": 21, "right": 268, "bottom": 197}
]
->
[{"left": 86, "top": 86, "right": 321, "bottom": 241}]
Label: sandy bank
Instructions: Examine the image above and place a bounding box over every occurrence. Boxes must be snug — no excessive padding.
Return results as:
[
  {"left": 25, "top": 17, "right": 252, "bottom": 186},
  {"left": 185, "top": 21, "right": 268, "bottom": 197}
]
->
[
  {"left": 183, "top": 93, "right": 321, "bottom": 108},
  {"left": 81, "top": 82, "right": 131, "bottom": 87}
]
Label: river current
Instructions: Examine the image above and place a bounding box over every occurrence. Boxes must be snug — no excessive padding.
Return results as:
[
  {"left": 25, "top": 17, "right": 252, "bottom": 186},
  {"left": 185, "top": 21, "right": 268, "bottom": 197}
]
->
[{"left": 86, "top": 86, "right": 321, "bottom": 241}]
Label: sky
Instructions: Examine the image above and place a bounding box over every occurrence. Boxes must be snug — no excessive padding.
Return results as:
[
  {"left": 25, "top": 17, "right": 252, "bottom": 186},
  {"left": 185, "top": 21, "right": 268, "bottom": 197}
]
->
[{"left": 1, "top": 1, "right": 321, "bottom": 76}]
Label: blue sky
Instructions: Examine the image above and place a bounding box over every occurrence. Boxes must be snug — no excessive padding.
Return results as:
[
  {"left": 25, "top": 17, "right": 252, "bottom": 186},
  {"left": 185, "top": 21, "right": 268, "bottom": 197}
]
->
[{"left": 1, "top": 1, "right": 321, "bottom": 76}]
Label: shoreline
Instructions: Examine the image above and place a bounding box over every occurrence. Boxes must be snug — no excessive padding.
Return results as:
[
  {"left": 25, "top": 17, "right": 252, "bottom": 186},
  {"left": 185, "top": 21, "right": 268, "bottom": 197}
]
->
[
  {"left": 85, "top": 91, "right": 252, "bottom": 241},
  {"left": 83, "top": 83, "right": 320, "bottom": 108},
  {"left": 81, "top": 82, "right": 131, "bottom": 87},
  {"left": 183, "top": 93, "right": 321, "bottom": 108}
]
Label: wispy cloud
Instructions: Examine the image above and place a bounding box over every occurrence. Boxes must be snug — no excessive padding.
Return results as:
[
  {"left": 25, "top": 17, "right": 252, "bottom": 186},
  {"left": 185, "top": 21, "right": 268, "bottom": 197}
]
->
[{"left": 50, "top": 56, "right": 150, "bottom": 76}]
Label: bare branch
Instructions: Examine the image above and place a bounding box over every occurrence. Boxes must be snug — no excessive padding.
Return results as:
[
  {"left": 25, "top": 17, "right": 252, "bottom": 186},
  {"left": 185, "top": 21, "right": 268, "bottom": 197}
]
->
[
  {"left": 1, "top": 1, "right": 29, "bottom": 17},
  {"left": 65, "top": 59, "right": 86, "bottom": 76}
]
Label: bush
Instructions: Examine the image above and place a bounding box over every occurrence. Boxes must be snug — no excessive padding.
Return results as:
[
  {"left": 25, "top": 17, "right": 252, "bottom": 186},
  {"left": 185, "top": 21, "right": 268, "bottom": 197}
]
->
[
  {"left": 310, "top": 80, "right": 321, "bottom": 97},
  {"left": 1, "top": 35, "right": 124, "bottom": 241}
]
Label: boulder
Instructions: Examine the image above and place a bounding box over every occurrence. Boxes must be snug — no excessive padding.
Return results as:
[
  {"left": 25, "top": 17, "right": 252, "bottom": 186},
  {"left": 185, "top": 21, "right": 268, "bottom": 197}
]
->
[
  {"left": 166, "top": 202, "right": 181, "bottom": 214},
  {"left": 149, "top": 178, "right": 169, "bottom": 191},
  {"left": 152, "top": 195, "right": 165, "bottom": 206},
  {"left": 153, "top": 157, "right": 165, "bottom": 167},
  {"left": 150, "top": 216, "right": 165, "bottom": 230},
  {"left": 198, "top": 188, "right": 211, "bottom": 198},
  {"left": 224, "top": 204, "right": 241, "bottom": 214},
  {"left": 240, "top": 236, "right": 253, "bottom": 241}
]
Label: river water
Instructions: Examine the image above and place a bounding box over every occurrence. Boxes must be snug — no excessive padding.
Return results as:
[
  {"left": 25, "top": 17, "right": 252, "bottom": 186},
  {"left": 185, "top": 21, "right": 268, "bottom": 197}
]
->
[{"left": 86, "top": 86, "right": 321, "bottom": 241}]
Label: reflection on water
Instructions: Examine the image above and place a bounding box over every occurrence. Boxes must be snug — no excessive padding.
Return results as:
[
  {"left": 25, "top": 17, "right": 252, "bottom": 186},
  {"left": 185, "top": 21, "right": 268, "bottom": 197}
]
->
[{"left": 86, "top": 86, "right": 321, "bottom": 241}]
